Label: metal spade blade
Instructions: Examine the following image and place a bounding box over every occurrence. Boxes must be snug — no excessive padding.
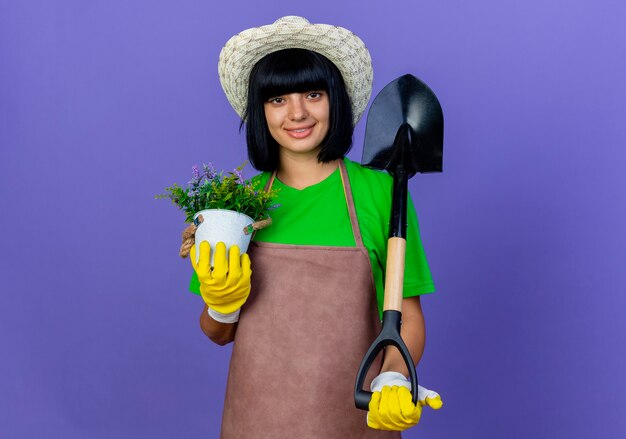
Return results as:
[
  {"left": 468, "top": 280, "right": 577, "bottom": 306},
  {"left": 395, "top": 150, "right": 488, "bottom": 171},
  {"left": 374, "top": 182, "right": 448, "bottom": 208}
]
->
[{"left": 362, "top": 74, "right": 443, "bottom": 176}]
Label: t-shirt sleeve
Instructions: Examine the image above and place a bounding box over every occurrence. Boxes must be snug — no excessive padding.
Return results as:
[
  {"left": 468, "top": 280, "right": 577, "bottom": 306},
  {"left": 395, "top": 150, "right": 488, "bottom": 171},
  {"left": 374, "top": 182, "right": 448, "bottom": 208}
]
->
[
  {"left": 403, "top": 193, "right": 435, "bottom": 297},
  {"left": 190, "top": 270, "right": 200, "bottom": 295}
]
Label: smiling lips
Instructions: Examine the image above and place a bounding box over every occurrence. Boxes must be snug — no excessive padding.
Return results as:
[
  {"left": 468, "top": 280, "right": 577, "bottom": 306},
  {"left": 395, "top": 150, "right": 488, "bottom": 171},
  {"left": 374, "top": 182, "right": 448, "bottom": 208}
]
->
[{"left": 285, "top": 125, "right": 315, "bottom": 139}]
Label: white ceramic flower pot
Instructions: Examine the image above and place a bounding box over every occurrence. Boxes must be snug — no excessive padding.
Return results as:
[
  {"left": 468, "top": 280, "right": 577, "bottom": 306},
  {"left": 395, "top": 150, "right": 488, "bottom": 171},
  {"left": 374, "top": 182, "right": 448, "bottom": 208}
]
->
[{"left": 193, "top": 209, "right": 254, "bottom": 266}]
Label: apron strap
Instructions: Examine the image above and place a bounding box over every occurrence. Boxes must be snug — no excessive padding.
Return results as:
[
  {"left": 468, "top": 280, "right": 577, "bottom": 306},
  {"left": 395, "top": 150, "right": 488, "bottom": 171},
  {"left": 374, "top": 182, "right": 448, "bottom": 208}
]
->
[
  {"left": 263, "top": 160, "right": 364, "bottom": 248},
  {"left": 338, "top": 159, "right": 364, "bottom": 248},
  {"left": 264, "top": 172, "right": 276, "bottom": 192}
]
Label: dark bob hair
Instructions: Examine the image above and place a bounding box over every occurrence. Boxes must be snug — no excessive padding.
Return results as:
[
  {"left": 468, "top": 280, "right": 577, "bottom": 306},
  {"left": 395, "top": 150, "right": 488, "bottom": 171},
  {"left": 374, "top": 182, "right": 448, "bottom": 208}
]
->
[{"left": 242, "top": 48, "right": 354, "bottom": 172}]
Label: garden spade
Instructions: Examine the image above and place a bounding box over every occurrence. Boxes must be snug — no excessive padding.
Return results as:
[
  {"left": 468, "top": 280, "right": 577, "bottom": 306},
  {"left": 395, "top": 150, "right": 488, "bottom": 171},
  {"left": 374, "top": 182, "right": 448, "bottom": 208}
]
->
[{"left": 354, "top": 74, "right": 443, "bottom": 410}]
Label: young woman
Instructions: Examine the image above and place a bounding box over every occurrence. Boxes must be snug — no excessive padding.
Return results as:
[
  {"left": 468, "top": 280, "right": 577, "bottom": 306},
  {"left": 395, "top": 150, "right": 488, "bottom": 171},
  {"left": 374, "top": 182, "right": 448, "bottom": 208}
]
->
[{"left": 189, "top": 16, "right": 441, "bottom": 438}]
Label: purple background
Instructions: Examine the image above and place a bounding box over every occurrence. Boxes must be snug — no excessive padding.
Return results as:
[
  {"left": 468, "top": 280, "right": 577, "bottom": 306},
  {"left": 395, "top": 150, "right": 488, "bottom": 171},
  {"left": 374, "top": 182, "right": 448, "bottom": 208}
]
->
[{"left": 2, "top": 1, "right": 625, "bottom": 437}]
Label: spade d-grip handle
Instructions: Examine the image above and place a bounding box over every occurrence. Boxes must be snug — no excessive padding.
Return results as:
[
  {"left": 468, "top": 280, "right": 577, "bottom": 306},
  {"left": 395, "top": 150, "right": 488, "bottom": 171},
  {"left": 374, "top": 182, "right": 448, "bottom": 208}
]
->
[
  {"left": 354, "top": 309, "right": 419, "bottom": 409},
  {"left": 354, "top": 236, "right": 418, "bottom": 410}
]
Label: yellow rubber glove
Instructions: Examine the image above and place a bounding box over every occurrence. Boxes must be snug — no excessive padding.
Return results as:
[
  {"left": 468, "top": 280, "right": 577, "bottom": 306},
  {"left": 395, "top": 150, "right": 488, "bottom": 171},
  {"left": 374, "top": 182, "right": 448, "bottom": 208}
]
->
[
  {"left": 368, "top": 372, "right": 443, "bottom": 431},
  {"left": 189, "top": 241, "right": 252, "bottom": 315},
  {"left": 417, "top": 385, "right": 443, "bottom": 410},
  {"left": 368, "top": 386, "right": 422, "bottom": 431}
]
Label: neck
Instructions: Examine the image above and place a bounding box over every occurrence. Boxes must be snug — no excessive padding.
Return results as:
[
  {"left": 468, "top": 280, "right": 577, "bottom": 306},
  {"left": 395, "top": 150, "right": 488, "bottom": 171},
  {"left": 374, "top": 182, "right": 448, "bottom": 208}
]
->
[{"left": 277, "top": 152, "right": 340, "bottom": 190}]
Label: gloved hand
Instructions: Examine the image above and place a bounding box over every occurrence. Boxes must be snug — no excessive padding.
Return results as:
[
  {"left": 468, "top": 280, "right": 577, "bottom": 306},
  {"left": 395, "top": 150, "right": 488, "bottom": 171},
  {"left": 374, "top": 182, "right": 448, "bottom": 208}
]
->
[
  {"left": 190, "top": 241, "right": 252, "bottom": 317},
  {"left": 367, "top": 371, "right": 443, "bottom": 431}
]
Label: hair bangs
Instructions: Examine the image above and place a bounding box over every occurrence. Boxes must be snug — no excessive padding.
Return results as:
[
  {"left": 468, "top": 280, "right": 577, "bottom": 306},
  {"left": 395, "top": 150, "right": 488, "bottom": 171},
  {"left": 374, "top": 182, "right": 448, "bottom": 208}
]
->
[{"left": 256, "top": 49, "right": 331, "bottom": 101}]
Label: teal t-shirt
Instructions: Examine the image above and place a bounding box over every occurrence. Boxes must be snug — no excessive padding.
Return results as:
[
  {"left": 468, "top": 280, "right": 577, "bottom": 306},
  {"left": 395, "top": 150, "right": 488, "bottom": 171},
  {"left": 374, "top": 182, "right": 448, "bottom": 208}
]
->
[{"left": 190, "top": 158, "right": 435, "bottom": 317}]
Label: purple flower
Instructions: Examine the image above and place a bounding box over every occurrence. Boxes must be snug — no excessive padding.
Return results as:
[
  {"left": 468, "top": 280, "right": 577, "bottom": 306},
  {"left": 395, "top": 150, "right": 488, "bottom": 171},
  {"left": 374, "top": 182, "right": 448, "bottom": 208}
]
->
[
  {"left": 233, "top": 168, "right": 244, "bottom": 184},
  {"left": 203, "top": 162, "right": 216, "bottom": 179},
  {"left": 191, "top": 165, "right": 200, "bottom": 180}
]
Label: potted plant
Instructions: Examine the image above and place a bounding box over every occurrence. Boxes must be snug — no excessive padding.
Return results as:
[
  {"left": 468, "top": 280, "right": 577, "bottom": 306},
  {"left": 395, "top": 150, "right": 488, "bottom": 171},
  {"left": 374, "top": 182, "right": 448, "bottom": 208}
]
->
[{"left": 157, "top": 162, "right": 278, "bottom": 265}]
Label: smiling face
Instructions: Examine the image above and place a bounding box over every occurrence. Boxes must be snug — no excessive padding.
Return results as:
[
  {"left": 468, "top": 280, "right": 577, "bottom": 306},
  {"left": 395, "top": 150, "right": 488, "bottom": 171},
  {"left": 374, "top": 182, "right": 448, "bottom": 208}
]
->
[
  {"left": 263, "top": 90, "right": 330, "bottom": 159},
  {"left": 244, "top": 49, "right": 354, "bottom": 172}
]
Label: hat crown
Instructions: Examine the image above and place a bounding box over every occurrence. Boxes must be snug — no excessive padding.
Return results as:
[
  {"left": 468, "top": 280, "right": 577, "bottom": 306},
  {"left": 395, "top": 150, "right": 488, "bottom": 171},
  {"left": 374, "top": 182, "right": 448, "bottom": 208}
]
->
[{"left": 274, "top": 16, "right": 310, "bottom": 25}]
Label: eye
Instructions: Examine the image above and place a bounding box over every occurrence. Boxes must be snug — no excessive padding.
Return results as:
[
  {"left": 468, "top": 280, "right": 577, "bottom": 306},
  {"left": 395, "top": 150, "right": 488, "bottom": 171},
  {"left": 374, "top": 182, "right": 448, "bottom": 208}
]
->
[
  {"left": 307, "top": 91, "right": 324, "bottom": 99},
  {"left": 268, "top": 96, "right": 285, "bottom": 104}
]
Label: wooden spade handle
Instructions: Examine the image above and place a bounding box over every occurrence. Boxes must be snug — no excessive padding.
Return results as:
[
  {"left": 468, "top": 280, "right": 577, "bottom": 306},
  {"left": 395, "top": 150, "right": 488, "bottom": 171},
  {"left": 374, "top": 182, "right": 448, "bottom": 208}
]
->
[{"left": 383, "top": 237, "right": 406, "bottom": 312}]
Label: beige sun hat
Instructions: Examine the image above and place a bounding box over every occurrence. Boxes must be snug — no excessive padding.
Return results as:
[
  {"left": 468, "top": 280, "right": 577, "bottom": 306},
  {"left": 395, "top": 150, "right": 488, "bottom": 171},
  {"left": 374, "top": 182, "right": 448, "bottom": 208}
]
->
[{"left": 218, "top": 16, "right": 373, "bottom": 125}]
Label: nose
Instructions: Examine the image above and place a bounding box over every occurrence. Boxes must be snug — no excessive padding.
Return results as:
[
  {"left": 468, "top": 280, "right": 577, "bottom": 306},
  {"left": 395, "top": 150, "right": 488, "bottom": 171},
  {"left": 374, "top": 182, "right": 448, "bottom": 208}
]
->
[{"left": 288, "top": 94, "right": 308, "bottom": 121}]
